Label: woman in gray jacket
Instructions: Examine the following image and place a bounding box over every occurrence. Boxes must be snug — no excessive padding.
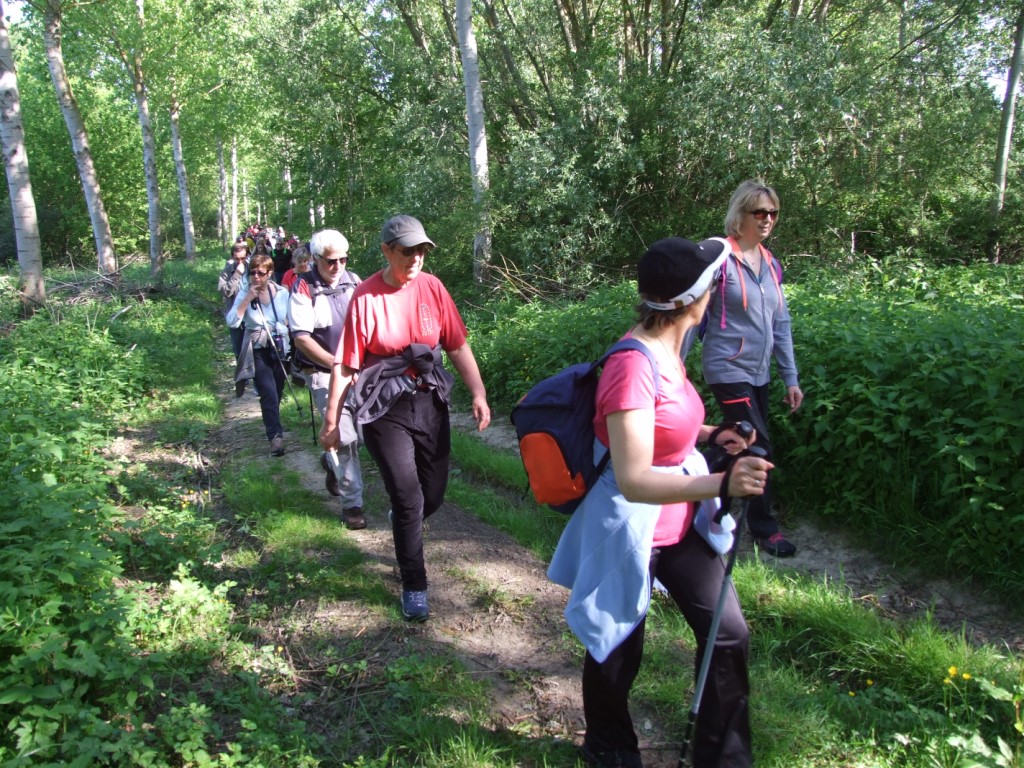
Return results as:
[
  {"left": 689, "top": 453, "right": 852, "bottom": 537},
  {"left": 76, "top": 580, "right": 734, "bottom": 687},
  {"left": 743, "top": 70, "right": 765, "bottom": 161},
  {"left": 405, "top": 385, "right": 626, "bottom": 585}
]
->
[{"left": 701, "top": 179, "right": 804, "bottom": 557}]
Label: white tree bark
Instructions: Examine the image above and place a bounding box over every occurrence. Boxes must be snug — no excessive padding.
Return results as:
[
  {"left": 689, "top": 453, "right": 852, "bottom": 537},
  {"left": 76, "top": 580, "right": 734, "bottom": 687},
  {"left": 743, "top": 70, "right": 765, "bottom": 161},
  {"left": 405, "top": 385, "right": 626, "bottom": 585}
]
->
[
  {"left": 42, "top": 0, "right": 117, "bottom": 275},
  {"left": 231, "top": 136, "right": 238, "bottom": 240},
  {"left": 1, "top": 0, "right": 45, "bottom": 310},
  {"left": 456, "top": 0, "right": 492, "bottom": 284},
  {"left": 283, "top": 165, "right": 293, "bottom": 227},
  {"left": 987, "top": 1, "right": 1024, "bottom": 263},
  {"left": 169, "top": 98, "right": 196, "bottom": 261},
  {"left": 217, "top": 137, "right": 226, "bottom": 247}
]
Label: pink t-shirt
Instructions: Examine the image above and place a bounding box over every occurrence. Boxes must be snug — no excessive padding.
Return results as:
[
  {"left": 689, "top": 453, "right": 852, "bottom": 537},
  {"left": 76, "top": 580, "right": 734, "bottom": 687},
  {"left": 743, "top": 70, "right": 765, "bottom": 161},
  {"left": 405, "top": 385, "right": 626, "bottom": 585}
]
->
[
  {"left": 338, "top": 271, "right": 468, "bottom": 370},
  {"left": 594, "top": 336, "right": 706, "bottom": 546}
]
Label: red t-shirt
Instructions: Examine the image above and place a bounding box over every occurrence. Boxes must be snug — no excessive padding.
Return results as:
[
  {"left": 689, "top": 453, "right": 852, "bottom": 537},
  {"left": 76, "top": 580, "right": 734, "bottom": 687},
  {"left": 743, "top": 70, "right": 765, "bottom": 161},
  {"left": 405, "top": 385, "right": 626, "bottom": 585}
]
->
[
  {"left": 338, "top": 270, "right": 468, "bottom": 369},
  {"left": 594, "top": 336, "right": 706, "bottom": 546}
]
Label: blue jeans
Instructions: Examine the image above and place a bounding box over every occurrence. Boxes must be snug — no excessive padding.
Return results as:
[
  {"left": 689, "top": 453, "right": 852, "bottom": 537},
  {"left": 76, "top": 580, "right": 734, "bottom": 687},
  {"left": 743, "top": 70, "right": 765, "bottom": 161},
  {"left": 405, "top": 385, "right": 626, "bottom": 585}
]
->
[
  {"left": 362, "top": 390, "right": 450, "bottom": 591},
  {"left": 252, "top": 346, "right": 285, "bottom": 441}
]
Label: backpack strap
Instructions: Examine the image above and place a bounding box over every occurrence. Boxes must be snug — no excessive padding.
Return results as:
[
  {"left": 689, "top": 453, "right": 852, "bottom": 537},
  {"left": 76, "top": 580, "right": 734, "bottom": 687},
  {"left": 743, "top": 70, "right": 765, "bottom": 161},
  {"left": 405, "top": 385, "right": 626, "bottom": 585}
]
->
[{"left": 590, "top": 338, "right": 662, "bottom": 482}]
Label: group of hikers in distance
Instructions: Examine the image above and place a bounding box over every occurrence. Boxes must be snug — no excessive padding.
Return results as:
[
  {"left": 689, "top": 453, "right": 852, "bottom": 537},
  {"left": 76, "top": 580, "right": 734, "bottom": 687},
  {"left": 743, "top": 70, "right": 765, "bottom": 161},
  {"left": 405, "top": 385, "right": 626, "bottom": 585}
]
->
[{"left": 214, "top": 179, "right": 804, "bottom": 768}]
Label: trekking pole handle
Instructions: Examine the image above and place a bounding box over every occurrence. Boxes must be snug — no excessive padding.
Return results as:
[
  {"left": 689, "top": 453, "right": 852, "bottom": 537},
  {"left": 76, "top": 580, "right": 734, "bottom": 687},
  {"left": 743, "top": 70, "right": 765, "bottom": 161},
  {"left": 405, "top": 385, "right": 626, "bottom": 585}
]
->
[{"left": 716, "top": 444, "right": 769, "bottom": 519}]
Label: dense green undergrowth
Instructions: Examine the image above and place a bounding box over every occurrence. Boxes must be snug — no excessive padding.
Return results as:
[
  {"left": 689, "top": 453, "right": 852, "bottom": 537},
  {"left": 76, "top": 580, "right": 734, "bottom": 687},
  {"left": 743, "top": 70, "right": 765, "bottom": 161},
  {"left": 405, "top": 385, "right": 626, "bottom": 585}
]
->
[
  {"left": 1, "top": 251, "right": 1022, "bottom": 767},
  {"left": 466, "top": 256, "right": 1024, "bottom": 601}
]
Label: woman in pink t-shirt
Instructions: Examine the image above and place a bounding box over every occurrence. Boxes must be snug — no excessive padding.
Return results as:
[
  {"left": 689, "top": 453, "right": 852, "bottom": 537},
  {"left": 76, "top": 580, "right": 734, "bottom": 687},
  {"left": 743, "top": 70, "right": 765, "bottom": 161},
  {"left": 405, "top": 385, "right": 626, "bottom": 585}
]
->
[
  {"left": 568, "top": 237, "right": 772, "bottom": 768},
  {"left": 319, "top": 215, "right": 491, "bottom": 623}
]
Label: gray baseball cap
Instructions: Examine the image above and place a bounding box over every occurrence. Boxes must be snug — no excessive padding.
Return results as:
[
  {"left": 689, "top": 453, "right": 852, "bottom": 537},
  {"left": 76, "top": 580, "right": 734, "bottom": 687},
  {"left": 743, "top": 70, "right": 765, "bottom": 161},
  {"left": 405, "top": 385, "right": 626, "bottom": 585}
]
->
[{"left": 381, "top": 215, "right": 436, "bottom": 247}]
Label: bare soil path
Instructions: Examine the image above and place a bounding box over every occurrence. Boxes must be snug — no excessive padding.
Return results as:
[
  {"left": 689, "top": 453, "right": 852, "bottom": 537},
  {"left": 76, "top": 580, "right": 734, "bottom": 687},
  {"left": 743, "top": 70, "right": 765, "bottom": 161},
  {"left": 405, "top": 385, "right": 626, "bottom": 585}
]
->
[{"left": 212, "top": 379, "right": 1021, "bottom": 767}]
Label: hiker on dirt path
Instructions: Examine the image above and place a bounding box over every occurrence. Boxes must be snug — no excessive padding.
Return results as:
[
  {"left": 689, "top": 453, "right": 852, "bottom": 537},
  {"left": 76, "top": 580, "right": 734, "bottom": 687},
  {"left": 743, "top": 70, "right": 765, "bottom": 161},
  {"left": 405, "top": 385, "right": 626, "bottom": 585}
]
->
[
  {"left": 319, "top": 214, "right": 491, "bottom": 623},
  {"left": 227, "top": 252, "right": 291, "bottom": 457},
  {"left": 548, "top": 237, "right": 770, "bottom": 768},
  {"left": 289, "top": 229, "right": 367, "bottom": 531},
  {"left": 701, "top": 179, "right": 803, "bottom": 558},
  {"left": 218, "top": 240, "right": 250, "bottom": 363}
]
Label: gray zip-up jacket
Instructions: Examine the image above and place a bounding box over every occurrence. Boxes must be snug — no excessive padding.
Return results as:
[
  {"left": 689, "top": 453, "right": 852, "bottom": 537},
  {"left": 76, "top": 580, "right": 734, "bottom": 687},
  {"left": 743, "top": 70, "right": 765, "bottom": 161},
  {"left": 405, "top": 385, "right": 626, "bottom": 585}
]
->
[{"left": 700, "top": 248, "right": 799, "bottom": 388}]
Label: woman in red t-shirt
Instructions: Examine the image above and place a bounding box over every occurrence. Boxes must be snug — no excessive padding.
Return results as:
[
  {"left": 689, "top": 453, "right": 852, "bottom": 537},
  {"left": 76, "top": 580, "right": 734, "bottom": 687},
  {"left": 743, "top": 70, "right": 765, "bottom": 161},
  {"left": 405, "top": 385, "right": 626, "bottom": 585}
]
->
[
  {"left": 562, "top": 237, "right": 772, "bottom": 768},
  {"left": 319, "top": 215, "right": 490, "bottom": 623}
]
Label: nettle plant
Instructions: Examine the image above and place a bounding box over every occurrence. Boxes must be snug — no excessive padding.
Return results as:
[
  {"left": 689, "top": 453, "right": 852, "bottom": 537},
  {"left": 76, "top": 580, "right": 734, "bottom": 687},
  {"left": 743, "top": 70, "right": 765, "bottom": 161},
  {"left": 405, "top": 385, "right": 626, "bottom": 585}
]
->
[{"left": 775, "top": 261, "right": 1024, "bottom": 597}]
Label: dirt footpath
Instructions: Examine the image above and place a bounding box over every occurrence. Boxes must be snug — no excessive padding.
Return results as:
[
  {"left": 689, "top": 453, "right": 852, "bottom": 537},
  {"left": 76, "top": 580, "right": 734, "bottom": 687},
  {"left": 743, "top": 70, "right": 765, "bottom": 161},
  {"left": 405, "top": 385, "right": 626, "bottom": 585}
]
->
[{"left": 216, "top": 383, "right": 1021, "bottom": 768}]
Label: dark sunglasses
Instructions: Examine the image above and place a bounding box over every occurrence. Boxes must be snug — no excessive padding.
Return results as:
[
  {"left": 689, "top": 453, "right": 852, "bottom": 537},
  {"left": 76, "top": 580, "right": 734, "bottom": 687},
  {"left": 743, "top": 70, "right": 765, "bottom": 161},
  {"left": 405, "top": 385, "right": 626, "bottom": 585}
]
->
[
  {"left": 392, "top": 243, "right": 430, "bottom": 258},
  {"left": 750, "top": 209, "right": 779, "bottom": 221},
  {"left": 249, "top": 269, "right": 270, "bottom": 277},
  {"left": 320, "top": 256, "right": 348, "bottom": 266}
]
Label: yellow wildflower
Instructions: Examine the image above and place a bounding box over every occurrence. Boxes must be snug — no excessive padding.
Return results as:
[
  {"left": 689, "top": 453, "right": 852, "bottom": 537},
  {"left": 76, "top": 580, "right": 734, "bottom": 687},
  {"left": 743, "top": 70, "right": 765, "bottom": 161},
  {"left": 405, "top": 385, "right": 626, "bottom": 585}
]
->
[
  {"left": 849, "top": 691, "right": 856, "bottom": 697},
  {"left": 866, "top": 679, "right": 874, "bottom": 686},
  {"left": 948, "top": 666, "right": 958, "bottom": 677},
  {"left": 962, "top": 673, "right": 971, "bottom": 680}
]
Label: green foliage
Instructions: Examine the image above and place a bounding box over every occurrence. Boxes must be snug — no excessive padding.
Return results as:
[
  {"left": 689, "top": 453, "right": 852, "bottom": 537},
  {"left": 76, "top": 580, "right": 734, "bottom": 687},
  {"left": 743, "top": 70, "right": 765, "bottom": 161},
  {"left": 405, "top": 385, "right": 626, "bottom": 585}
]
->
[
  {"left": 465, "top": 282, "right": 638, "bottom": 408},
  {"left": 774, "top": 260, "right": 1024, "bottom": 597}
]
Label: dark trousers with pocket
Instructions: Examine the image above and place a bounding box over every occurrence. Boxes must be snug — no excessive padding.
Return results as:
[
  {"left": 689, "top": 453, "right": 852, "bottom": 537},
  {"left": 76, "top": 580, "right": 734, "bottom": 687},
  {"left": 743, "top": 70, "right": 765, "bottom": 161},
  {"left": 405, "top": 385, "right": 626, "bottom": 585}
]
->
[
  {"left": 582, "top": 526, "right": 752, "bottom": 767},
  {"left": 252, "top": 346, "right": 285, "bottom": 441},
  {"left": 362, "top": 389, "right": 450, "bottom": 592},
  {"left": 709, "top": 381, "right": 778, "bottom": 540}
]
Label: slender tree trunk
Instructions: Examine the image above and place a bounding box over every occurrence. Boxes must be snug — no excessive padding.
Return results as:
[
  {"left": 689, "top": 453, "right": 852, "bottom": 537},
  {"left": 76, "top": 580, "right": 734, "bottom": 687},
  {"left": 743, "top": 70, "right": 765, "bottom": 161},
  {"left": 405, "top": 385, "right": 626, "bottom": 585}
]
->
[
  {"left": 218, "top": 138, "right": 227, "bottom": 248},
  {"left": 42, "top": 0, "right": 117, "bottom": 275},
  {"left": 242, "top": 174, "right": 249, "bottom": 223},
  {"left": 987, "top": 0, "right": 1024, "bottom": 263},
  {"left": 1, "top": 0, "right": 45, "bottom": 312},
  {"left": 129, "top": 63, "right": 162, "bottom": 276},
  {"left": 456, "top": 0, "right": 491, "bottom": 285},
  {"left": 231, "top": 136, "right": 238, "bottom": 239},
  {"left": 169, "top": 99, "right": 196, "bottom": 261},
  {"left": 283, "top": 165, "right": 293, "bottom": 227}
]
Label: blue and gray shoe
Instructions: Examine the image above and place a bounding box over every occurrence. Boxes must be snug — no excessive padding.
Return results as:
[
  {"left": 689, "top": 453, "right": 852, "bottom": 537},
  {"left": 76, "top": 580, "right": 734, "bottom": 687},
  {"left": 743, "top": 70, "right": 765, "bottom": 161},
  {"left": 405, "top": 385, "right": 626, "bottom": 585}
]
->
[{"left": 401, "top": 590, "right": 429, "bottom": 622}]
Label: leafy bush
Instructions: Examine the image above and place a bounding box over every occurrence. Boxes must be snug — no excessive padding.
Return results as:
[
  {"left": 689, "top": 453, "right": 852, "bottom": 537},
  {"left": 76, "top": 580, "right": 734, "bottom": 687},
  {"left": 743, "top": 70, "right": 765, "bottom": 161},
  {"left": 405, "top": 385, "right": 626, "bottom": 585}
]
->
[{"left": 471, "top": 259, "right": 1024, "bottom": 600}]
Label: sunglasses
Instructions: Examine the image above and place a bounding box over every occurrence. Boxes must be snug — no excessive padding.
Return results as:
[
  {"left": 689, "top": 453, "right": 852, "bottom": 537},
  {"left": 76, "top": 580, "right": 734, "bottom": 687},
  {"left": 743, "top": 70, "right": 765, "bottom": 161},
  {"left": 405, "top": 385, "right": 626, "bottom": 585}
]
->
[
  {"left": 320, "top": 256, "right": 348, "bottom": 266},
  {"left": 249, "top": 269, "right": 270, "bottom": 277},
  {"left": 750, "top": 209, "right": 779, "bottom": 221},
  {"left": 392, "top": 243, "right": 430, "bottom": 258}
]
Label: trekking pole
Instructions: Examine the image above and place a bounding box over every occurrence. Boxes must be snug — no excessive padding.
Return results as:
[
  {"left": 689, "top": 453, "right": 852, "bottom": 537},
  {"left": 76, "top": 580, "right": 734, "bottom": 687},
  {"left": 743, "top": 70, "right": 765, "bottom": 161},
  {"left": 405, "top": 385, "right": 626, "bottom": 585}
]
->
[
  {"left": 255, "top": 303, "right": 305, "bottom": 418},
  {"left": 308, "top": 387, "right": 318, "bottom": 446},
  {"left": 678, "top": 444, "right": 767, "bottom": 768}
]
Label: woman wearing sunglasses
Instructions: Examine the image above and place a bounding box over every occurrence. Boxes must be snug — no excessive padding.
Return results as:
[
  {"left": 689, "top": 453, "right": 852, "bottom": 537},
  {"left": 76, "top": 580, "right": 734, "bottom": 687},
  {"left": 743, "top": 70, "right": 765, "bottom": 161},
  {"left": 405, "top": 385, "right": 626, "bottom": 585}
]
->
[
  {"left": 227, "top": 252, "right": 292, "bottom": 456},
  {"left": 699, "top": 179, "right": 803, "bottom": 557}
]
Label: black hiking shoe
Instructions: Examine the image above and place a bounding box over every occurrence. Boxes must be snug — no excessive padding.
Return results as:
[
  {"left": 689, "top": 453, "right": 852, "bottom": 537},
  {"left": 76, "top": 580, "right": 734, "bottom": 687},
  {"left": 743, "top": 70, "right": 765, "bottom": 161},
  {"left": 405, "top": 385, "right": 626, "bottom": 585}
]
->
[
  {"left": 580, "top": 742, "right": 643, "bottom": 768},
  {"left": 757, "top": 532, "right": 796, "bottom": 558}
]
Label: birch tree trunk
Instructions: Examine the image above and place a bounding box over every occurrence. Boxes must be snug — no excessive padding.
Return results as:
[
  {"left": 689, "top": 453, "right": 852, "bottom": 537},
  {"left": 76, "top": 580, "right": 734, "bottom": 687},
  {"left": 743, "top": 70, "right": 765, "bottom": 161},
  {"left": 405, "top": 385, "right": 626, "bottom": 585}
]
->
[
  {"left": 456, "top": 0, "right": 491, "bottom": 285},
  {"left": 42, "top": 0, "right": 117, "bottom": 275},
  {"left": 1, "top": 0, "right": 45, "bottom": 311},
  {"left": 231, "top": 136, "right": 238, "bottom": 240},
  {"left": 283, "top": 165, "right": 293, "bottom": 227},
  {"left": 218, "top": 138, "right": 227, "bottom": 248},
  {"left": 169, "top": 98, "right": 196, "bottom": 261},
  {"left": 987, "top": 0, "right": 1024, "bottom": 263}
]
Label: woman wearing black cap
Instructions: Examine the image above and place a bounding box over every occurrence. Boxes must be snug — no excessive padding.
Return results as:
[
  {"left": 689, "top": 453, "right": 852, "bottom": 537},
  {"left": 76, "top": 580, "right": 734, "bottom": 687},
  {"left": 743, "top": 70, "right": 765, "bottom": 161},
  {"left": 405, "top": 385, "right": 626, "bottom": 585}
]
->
[
  {"left": 319, "top": 214, "right": 491, "bottom": 623},
  {"left": 548, "top": 236, "right": 771, "bottom": 768}
]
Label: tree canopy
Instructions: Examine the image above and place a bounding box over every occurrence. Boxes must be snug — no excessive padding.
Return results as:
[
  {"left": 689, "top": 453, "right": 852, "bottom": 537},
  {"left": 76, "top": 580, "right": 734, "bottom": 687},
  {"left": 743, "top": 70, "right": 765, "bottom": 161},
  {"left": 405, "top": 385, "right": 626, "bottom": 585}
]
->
[{"left": 2, "top": 0, "right": 1022, "bottom": 293}]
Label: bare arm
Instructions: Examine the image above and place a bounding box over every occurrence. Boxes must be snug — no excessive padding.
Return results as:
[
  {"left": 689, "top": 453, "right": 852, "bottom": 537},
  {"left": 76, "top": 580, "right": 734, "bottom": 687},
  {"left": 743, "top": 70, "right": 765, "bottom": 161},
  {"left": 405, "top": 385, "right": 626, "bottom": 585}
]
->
[
  {"left": 447, "top": 342, "right": 491, "bottom": 431},
  {"left": 294, "top": 334, "right": 336, "bottom": 370},
  {"left": 318, "top": 361, "right": 356, "bottom": 450},
  {"left": 606, "top": 409, "right": 772, "bottom": 504}
]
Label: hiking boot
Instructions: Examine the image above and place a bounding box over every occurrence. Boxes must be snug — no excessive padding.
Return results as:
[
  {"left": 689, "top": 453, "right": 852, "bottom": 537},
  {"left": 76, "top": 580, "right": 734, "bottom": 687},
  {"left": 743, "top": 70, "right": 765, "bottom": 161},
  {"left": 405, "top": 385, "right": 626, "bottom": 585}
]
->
[
  {"left": 758, "top": 532, "right": 796, "bottom": 558},
  {"left": 234, "top": 379, "right": 246, "bottom": 398},
  {"left": 270, "top": 435, "right": 285, "bottom": 457},
  {"left": 341, "top": 506, "right": 367, "bottom": 530},
  {"left": 580, "top": 742, "right": 644, "bottom": 768},
  {"left": 401, "top": 590, "right": 429, "bottom": 622},
  {"left": 320, "top": 452, "right": 340, "bottom": 496}
]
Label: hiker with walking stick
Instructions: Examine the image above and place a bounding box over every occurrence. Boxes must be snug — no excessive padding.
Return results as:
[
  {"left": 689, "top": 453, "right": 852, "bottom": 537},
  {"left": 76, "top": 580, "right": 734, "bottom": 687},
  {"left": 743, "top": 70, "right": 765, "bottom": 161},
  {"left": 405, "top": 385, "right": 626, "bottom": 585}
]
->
[
  {"left": 547, "top": 237, "right": 772, "bottom": 768},
  {"left": 226, "top": 252, "right": 292, "bottom": 456},
  {"left": 288, "top": 229, "right": 367, "bottom": 531}
]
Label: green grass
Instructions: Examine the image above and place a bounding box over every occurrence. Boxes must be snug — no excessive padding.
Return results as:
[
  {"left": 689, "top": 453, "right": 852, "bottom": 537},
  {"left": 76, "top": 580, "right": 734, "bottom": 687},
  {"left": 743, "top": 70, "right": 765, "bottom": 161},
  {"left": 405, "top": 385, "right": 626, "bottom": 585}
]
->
[{"left": 3, "top": 252, "right": 1023, "bottom": 766}]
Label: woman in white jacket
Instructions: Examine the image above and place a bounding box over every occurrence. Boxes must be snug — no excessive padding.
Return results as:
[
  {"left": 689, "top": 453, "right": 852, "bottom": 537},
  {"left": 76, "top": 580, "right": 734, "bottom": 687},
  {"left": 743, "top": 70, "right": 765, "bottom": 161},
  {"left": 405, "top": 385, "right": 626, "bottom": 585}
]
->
[{"left": 226, "top": 253, "right": 291, "bottom": 456}]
